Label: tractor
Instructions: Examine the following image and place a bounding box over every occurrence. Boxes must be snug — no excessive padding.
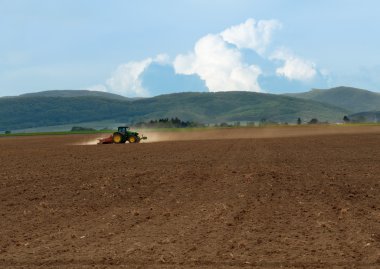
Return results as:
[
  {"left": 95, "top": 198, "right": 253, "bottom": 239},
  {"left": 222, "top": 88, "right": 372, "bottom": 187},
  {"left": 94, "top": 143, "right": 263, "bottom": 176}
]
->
[{"left": 98, "top": 126, "right": 147, "bottom": 144}]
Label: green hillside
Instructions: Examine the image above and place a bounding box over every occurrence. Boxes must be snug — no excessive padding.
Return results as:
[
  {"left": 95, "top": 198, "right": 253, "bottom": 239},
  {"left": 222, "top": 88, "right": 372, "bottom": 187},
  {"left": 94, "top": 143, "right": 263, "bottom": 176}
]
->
[
  {"left": 0, "top": 91, "right": 348, "bottom": 131},
  {"left": 286, "top": 86, "right": 380, "bottom": 113},
  {"left": 128, "top": 92, "right": 347, "bottom": 123}
]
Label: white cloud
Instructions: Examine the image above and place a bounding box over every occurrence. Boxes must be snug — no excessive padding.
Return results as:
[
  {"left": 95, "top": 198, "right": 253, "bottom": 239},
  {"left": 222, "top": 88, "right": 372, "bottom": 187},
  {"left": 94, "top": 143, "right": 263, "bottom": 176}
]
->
[
  {"left": 105, "top": 58, "right": 153, "bottom": 96},
  {"left": 154, "top": 53, "right": 170, "bottom": 64},
  {"left": 174, "top": 34, "right": 262, "bottom": 92},
  {"left": 270, "top": 49, "right": 317, "bottom": 81},
  {"left": 220, "top": 18, "right": 281, "bottom": 55},
  {"left": 87, "top": 54, "right": 171, "bottom": 97},
  {"left": 173, "top": 18, "right": 286, "bottom": 92},
  {"left": 173, "top": 53, "right": 196, "bottom": 75}
]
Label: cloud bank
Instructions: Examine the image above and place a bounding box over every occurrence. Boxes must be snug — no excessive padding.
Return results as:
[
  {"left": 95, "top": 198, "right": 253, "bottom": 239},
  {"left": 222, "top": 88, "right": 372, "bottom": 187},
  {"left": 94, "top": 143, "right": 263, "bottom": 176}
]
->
[{"left": 89, "top": 18, "right": 321, "bottom": 96}]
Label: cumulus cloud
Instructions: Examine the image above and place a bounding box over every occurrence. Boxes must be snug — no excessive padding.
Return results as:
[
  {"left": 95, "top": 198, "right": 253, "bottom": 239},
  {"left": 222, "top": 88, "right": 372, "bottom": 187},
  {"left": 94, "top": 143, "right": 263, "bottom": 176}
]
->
[
  {"left": 87, "top": 54, "right": 170, "bottom": 97},
  {"left": 106, "top": 58, "right": 152, "bottom": 96},
  {"left": 221, "top": 18, "right": 281, "bottom": 55},
  {"left": 270, "top": 49, "right": 317, "bottom": 81},
  {"left": 173, "top": 18, "right": 284, "bottom": 93},
  {"left": 174, "top": 34, "right": 262, "bottom": 92}
]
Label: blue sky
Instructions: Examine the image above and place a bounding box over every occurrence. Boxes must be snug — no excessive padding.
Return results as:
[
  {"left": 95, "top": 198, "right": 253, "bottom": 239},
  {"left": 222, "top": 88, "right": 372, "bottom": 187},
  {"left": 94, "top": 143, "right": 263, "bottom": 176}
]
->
[{"left": 0, "top": 0, "right": 379, "bottom": 97}]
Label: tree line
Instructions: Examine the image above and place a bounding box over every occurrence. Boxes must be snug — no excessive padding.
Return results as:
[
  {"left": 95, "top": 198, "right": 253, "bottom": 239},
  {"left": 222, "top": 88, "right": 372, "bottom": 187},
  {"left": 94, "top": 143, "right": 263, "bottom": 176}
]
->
[{"left": 133, "top": 117, "right": 205, "bottom": 128}]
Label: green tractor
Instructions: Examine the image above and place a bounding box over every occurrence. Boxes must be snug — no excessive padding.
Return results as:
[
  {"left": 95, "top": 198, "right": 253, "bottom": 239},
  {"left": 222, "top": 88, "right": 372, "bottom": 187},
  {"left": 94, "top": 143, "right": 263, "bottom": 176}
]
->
[{"left": 98, "top": 126, "right": 147, "bottom": 144}]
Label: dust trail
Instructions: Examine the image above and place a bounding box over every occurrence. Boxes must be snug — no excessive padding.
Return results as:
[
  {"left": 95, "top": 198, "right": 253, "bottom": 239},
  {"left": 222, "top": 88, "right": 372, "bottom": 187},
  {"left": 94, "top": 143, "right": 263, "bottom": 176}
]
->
[
  {"left": 140, "top": 131, "right": 180, "bottom": 143},
  {"left": 71, "top": 138, "right": 102, "bottom": 145}
]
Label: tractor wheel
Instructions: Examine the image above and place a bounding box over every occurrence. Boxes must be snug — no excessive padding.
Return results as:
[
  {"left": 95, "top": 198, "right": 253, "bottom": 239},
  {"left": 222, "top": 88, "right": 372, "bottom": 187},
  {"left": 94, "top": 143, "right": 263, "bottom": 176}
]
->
[
  {"left": 112, "top": 132, "right": 124, "bottom": 144},
  {"left": 128, "top": 135, "right": 137, "bottom": 143}
]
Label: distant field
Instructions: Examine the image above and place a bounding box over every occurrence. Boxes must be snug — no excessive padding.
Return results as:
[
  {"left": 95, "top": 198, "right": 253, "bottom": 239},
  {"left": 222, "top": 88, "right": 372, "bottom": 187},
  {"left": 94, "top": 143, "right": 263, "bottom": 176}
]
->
[
  {"left": 5, "top": 120, "right": 126, "bottom": 133},
  {"left": 2, "top": 123, "right": 380, "bottom": 138}
]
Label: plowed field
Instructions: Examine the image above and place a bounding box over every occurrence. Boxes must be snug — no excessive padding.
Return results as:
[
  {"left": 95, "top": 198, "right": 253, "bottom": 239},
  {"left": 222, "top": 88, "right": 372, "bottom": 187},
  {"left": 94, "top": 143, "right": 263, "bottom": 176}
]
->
[{"left": 1, "top": 126, "right": 380, "bottom": 268}]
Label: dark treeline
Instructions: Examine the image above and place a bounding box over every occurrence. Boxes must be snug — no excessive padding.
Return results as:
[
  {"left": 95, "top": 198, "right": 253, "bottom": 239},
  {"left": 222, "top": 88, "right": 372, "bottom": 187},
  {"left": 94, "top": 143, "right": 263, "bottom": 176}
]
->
[
  {"left": 70, "top": 126, "right": 96, "bottom": 132},
  {"left": 134, "top": 117, "right": 205, "bottom": 128}
]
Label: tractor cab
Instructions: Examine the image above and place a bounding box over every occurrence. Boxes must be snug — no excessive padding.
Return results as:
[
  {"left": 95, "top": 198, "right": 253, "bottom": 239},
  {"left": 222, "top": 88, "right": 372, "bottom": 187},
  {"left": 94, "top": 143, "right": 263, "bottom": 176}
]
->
[{"left": 117, "top": 126, "right": 130, "bottom": 134}]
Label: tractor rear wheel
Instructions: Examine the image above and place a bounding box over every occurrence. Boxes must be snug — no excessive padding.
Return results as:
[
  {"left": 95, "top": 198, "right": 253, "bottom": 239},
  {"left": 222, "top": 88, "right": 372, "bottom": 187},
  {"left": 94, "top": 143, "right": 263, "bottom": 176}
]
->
[
  {"left": 128, "top": 135, "right": 137, "bottom": 143},
  {"left": 113, "top": 132, "right": 124, "bottom": 143}
]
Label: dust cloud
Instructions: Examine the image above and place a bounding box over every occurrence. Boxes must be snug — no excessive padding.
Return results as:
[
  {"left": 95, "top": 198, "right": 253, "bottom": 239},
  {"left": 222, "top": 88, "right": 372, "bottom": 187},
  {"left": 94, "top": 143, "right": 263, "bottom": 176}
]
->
[{"left": 71, "top": 138, "right": 102, "bottom": 146}]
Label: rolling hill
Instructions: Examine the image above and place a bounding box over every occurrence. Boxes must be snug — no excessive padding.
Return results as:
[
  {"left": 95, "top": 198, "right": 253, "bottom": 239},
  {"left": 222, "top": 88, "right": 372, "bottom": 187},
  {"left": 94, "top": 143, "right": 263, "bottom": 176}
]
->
[
  {"left": 0, "top": 91, "right": 348, "bottom": 131},
  {"left": 19, "top": 90, "right": 128, "bottom": 100},
  {"left": 286, "top": 86, "right": 380, "bottom": 113}
]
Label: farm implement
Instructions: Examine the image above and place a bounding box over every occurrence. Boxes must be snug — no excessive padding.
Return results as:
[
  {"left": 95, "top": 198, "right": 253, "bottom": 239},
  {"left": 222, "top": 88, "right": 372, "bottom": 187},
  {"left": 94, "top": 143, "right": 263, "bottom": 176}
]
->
[{"left": 98, "top": 126, "right": 147, "bottom": 144}]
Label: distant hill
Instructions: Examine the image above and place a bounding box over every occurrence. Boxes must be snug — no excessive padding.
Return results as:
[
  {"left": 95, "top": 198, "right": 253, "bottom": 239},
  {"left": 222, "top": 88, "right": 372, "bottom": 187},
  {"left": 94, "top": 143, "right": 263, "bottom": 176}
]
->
[
  {"left": 0, "top": 91, "right": 348, "bottom": 131},
  {"left": 19, "top": 90, "right": 127, "bottom": 100},
  {"left": 129, "top": 92, "right": 347, "bottom": 123},
  {"left": 286, "top": 86, "right": 380, "bottom": 113}
]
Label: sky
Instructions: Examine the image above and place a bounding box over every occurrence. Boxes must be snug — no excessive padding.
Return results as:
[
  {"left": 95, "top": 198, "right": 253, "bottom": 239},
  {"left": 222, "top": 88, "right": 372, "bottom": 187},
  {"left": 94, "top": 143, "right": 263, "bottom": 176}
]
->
[{"left": 0, "top": 0, "right": 380, "bottom": 97}]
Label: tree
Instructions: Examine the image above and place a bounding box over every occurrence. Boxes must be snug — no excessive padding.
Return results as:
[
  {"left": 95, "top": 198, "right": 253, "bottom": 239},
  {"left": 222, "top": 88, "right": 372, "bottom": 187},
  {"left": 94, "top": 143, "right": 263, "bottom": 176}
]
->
[
  {"left": 133, "top": 117, "right": 203, "bottom": 128},
  {"left": 297, "top": 118, "right": 302, "bottom": 125},
  {"left": 308, "top": 118, "right": 319, "bottom": 124},
  {"left": 259, "top": 118, "right": 267, "bottom": 126},
  {"left": 343, "top": 115, "right": 350, "bottom": 123},
  {"left": 5, "top": 130, "right": 11, "bottom": 134},
  {"left": 71, "top": 126, "right": 95, "bottom": 132}
]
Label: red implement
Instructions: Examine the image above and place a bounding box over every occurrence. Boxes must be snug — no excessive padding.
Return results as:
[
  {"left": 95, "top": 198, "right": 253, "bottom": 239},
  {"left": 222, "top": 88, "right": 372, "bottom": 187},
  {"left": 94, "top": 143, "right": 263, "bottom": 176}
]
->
[{"left": 98, "top": 135, "right": 114, "bottom": 144}]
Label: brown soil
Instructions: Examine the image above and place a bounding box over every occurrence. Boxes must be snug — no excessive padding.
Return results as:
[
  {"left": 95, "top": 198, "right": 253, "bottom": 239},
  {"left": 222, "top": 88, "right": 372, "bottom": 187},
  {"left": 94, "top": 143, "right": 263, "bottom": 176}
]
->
[{"left": 1, "top": 126, "right": 380, "bottom": 268}]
